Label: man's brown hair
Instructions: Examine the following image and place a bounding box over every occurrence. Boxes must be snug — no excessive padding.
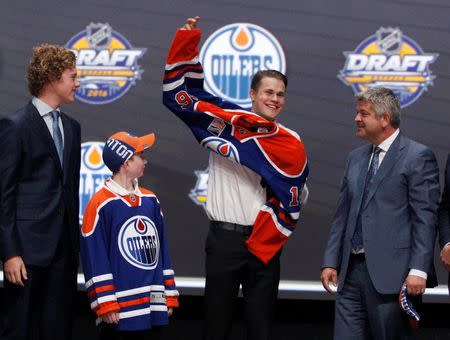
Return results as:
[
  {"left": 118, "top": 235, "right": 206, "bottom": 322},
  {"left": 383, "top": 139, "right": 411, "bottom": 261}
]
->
[
  {"left": 250, "top": 70, "right": 288, "bottom": 92},
  {"left": 27, "top": 44, "right": 76, "bottom": 97}
]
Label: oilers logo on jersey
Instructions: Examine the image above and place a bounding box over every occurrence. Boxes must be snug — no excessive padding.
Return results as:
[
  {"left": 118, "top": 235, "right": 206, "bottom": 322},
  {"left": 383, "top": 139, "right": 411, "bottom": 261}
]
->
[
  {"left": 201, "top": 137, "right": 240, "bottom": 163},
  {"left": 118, "top": 215, "right": 160, "bottom": 270}
]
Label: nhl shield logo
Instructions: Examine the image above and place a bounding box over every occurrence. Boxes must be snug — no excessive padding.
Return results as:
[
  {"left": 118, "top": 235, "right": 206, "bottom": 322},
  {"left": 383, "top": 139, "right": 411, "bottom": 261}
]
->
[
  {"left": 200, "top": 23, "right": 286, "bottom": 108},
  {"left": 376, "top": 27, "right": 403, "bottom": 54},
  {"left": 86, "top": 23, "right": 112, "bottom": 49}
]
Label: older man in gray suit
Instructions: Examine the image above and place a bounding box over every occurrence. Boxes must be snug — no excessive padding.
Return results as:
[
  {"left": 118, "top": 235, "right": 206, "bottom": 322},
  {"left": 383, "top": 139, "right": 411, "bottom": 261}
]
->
[
  {"left": 320, "top": 88, "right": 440, "bottom": 339},
  {"left": 438, "top": 154, "right": 450, "bottom": 290}
]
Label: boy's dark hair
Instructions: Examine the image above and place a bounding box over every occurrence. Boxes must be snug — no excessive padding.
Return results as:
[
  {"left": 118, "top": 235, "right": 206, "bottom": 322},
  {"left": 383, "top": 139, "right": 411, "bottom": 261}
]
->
[{"left": 250, "top": 70, "right": 288, "bottom": 91}]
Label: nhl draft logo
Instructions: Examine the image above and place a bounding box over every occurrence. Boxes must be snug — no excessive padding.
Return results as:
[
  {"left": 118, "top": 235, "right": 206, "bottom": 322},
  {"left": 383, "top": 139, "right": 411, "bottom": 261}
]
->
[
  {"left": 118, "top": 216, "right": 159, "bottom": 270},
  {"left": 189, "top": 169, "right": 209, "bottom": 208},
  {"left": 66, "top": 23, "right": 146, "bottom": 105},
  {"left": 79, "top": 142, "right": 111, "bottom": 224},
  {"left": 338, "top": 27, "right": 438, "bottom": 108},
  {"left": 201, "top": 137, "right": 240, "bottom": 163},
  {"left": 200, "top": 23, "right": 286, "bottom": 107}
]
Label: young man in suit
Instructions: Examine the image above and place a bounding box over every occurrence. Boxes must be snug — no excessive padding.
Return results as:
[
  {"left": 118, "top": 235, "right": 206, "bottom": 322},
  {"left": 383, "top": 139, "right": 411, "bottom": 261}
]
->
[
  {"left": 0, "top": 44, "right": 81, "bottom": 340},
  {"left": 320, "top": 87, "right": 440, "bottom": 339}
]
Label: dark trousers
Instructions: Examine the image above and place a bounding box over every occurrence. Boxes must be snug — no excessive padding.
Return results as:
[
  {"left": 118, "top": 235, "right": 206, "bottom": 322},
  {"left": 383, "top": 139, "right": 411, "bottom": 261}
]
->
[
  {"left": 334, "top": 254, "right": 411, "bottom": 340},
  {"left": 99, "top": 324, "right": 164, "bottom": 340},
  {"left": 0, "top": 233, "right": 78, "bottom": 340},
  {"left": 203, "top": 221, "right": 280, "bottom": 340}
]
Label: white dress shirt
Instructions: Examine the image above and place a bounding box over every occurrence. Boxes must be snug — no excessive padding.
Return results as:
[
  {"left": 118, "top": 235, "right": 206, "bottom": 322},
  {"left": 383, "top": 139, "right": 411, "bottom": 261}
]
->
[
  {"left": 105, "top": 178, "right": 142, "bottom": 197},
  {"left": 206, "top": 152, "right": 266, "bottom": 225},
  {"left": 32, "top": 96, "right": 65, "bottom": 144}
]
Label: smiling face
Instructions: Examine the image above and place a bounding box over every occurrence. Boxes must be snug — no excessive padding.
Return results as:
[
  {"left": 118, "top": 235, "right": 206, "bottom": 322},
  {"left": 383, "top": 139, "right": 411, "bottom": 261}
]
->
[
  {"left": 250, "top": 76, "right": 286, "bottom": 121},
  {"left": 354, "top": 101, "right": 390, "bottom": 144},
  {"left": 50, "top": 67, "right": 80, "bottom": 105}
]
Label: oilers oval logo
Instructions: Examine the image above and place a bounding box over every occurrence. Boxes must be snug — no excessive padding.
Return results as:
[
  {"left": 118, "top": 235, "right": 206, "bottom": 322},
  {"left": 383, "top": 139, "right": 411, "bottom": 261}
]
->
[
  {"left": 200, "top": 23, "right": 286, "bottom": 107},
  {"left": 118, "top": 216, "right": 159, "bottom": 270},
  {"left": 201, "top": 137, "right": 240, "bottom": 163},
  {"left": 66, "top": 23, "right": 146, "bottom": 105},
  {"left": 79, "top": 142, "right": 112, "bottom": 224},
  {"left": 339, "top": 27, "right": 438, "bottom": 108}
]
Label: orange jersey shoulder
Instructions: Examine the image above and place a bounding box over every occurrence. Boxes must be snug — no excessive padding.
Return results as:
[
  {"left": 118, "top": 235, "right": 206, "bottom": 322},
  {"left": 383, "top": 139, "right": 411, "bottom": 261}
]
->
[
  {"left": 140, "top": 187, "right": 155, "bottom": 196},
  {"left": 81, "top": 187, "right": 117, "bottom": 237}
]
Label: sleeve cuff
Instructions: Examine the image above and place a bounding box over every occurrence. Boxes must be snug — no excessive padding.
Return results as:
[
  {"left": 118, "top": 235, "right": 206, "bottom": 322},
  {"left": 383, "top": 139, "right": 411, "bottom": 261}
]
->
[
  {"left": 96, "top": 301, "right": 120, "bottom": 317},
  {"left": 166, "top": 296, "right": 179, "bottom": 308},
  {"left": 408, "top": 269, "right": 427, "bottom": 280}
]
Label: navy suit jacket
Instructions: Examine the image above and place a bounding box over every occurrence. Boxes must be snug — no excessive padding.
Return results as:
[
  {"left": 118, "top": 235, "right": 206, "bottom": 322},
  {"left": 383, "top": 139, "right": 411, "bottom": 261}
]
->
[
  {"left": 438, "top": 154, "right": 450, "bottom": 288},
  {"left": 322, "top": 133, "right": 440, "bottom": 294},
  {"left": 0, "top": 102, "right": 81, "bottom": 266}
]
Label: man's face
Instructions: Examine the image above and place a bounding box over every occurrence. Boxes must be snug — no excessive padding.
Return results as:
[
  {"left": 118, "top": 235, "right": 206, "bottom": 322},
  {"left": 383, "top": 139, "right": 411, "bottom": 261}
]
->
[
  {"left": 50, "top": 67, "right": 80, "bottom": 105},
  {"left": 354, "top": 101, "right": 387, "bottom": 143},
  {"left": 250, "top": 77, "right": 286, "bottom": 121}
]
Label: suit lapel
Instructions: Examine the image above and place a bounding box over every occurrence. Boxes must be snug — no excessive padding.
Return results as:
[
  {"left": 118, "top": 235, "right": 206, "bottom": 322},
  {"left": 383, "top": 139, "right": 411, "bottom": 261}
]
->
[
  {"left": 25, "top": 102, "right": 63, "bottom": 176},
  {"left": 362, "top": 133, "right": 404, "bottom": 210},
  {"left": 355, "top": 144, "right": 372, "bottom": 213}
]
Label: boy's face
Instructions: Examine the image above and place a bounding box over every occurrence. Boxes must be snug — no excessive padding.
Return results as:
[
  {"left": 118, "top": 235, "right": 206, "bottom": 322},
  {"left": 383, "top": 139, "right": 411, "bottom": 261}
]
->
[
  {"left": 125, "top": 152, "right": 147, "bottom": 179},
  {"left": 249, "top": 76, "right": 286, "bottom": 121},
  {"left": 50, "top": 67, "right": 80, "bottom": 105}
]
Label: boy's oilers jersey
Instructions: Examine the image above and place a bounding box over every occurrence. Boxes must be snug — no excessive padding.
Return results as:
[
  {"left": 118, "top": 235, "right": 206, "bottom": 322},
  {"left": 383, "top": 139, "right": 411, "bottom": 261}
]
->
[{"left": 80, "top": 180, "right": 179, "bottom": 331}]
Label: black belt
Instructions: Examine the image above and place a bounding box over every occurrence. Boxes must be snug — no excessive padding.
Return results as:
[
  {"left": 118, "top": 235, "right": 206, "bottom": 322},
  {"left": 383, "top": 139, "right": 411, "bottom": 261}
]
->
[{"left": 210, "top": 221, "right": 253, "bottom": 236}]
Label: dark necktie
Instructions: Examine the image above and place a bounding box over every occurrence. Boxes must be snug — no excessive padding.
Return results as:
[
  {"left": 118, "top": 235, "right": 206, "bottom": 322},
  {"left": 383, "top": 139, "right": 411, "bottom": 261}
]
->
[
  {"left": 351, "top": 146, "right": 382, "bottom": 252},
  {"left": 51, "top": 110, "right": 63, "bottom": 165}
]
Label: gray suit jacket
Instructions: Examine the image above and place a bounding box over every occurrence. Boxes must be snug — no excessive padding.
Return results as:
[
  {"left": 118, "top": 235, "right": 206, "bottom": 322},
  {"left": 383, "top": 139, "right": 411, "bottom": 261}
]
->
[
  {"left": 438, "top": 154, "right": 450, "bottom": 289},
  {"left": 322, "top": 133, "right": 440, "bottom": 294},
  {"left": 438, "top": 154, "right": 450, "bottom": 249}
]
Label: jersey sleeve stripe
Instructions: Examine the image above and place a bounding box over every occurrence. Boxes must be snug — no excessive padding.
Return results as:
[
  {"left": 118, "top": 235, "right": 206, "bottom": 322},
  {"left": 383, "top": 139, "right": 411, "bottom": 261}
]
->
[
  {"left": 85, "top": 273, "right": 114, "bottom": 289},
  {"left": 165, "top": 290, "right": 179, "bottom": 297},
  {"left": 87, "top": 284, "right": 116, "bottom": 299},
  {"left": 118, "top": 296, "right": 151, "bottom": 309},
  {"left": 163, "top": 269, "right": 174, "bottom": 276}
]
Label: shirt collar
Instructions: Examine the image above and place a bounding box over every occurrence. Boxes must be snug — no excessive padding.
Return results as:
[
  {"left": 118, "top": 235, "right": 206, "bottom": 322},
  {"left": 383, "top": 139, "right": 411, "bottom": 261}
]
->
[
  {"left": 32, "top": 97, "right": 60, "bottom": 117},
  {"left": 105, "top": 178, "right": 142, "bottom": 197},
  {"left": 376, "top": 129, "right": 400, "bottom": 153}
]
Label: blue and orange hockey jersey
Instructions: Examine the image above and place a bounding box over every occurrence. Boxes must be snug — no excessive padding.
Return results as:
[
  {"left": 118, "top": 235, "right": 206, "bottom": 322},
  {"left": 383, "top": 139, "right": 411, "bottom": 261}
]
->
[
  {"left": 162, "top": 28, "right": 309, "bottom": 264},
  {"left": 80, "top": 180, "right": 179, "bottom": 331}
]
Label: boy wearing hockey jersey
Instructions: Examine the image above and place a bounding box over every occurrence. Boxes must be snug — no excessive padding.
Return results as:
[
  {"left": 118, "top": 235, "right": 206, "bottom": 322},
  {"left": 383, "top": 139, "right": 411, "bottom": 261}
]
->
[{"left": 80, "top": 131, "right": 179, "bottom": 340}]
